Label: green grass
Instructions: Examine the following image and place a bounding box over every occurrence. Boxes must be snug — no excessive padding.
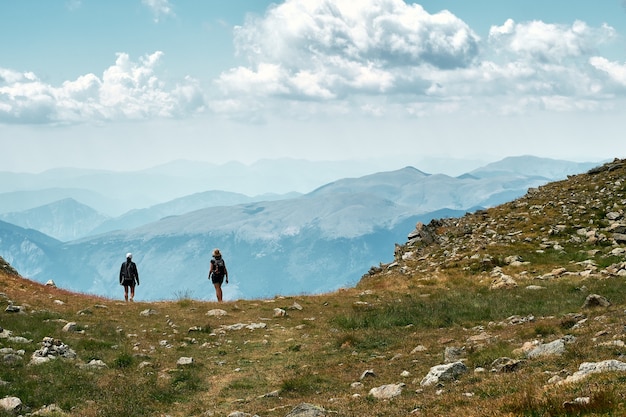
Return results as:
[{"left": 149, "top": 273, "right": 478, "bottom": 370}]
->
[
  {"left": 280, "top": 371, "right": 334, "bottom": 396},
  {"left": 332, "top": 277, "right": 626, "bottom": 332}
]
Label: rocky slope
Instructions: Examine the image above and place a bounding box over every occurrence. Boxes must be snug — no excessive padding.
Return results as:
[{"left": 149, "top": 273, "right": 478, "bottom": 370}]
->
[{"left": 367, "top": 157, "right": 626, "bottom": 288}]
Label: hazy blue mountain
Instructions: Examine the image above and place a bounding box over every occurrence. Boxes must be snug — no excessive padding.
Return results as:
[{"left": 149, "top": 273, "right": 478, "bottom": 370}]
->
[
  {"left": 469, "top": 155, "right": 602, "bottom": 179},
  {"left": 308, "top": 166, "right": 551, "bottom": 213},
  {"left": 0, "top": 158, "right": 392, "bottom": 214},
  {"left": 0, "top": 220, "right": 62, "bottom": 279},
  {"left": 89, "top": 190, "right": 302, "bottom": 236},
  {"left": 0, "top": 198, "right": 108, "bottom": 242},
  {"left": 0, "top": 188, "right": 125, "bottom": 216}
]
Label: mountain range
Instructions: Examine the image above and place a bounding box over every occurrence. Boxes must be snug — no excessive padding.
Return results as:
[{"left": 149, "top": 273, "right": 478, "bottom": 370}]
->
[{"left": 0, "top": 155, "right": 603, "bottom": 301}]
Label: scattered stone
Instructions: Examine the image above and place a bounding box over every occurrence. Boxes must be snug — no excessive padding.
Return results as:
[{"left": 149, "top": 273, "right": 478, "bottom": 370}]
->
[
  {"left": 62, "top": 322, "right": 79, "bottom": 332},
  {"left": 563, "top": 397, "right": 590, "bottom": 412},
  {"left": 526, "top": 339, "right": 566, "bottom": 358},
  {"left": 353, "top": 301, "right": 374, "bottom": 310},
  {"left": 273, "top": 308, "right": 286, "bottom": 317},
  {"left": 45, "top": 279, "right": 56, "bottom": 287},
  {"left": 5, "top": 304, "right": 21, "bottom": 313},
  {"left": 32, "top": 403, "right": 67, "bottom": 416},
  {"left": 177, "top": 357, "right": 194, "bottom": 366},
  {"left": 411, "top": 345, "right": 428, "bottom": 353},
  {"left": 582, "top": 294, "right": 611, "bottom": 309},
  {"left": 0, "top": 397, "right": 22, "bottom": 413},
  {"left": 558, "top": 360, "right": 626, "bottom": 385},
  {"left": 490, "top": 272, "right": 517, "bottom": 290},
  {"left": 207, "top": 309, "right": 228, "bottom": 317},
  {"left": 227, "top": 412, "right": 258, "bottom": 417},
  {"left": 444, "top": 346, "right": 466, "bottom": 363},
  {"left": 420, "top": 361, "right": 468, "bottom": 386},
  {"left": 525, "top": 285, "right": 546, "bottom": 291},
  {"left": 260, "top": 390, "right": 280, "bottom": 398},
  {"left": 220, "top": 323, "right": 267, "bottom": 331},
  {"left": 80, "top": 359, "right": 108, "bottom": 370},
  {"left": 491, "top": 357, "right": 523, "bottom": 373},
  {"left": 140, "top": 309, "right": 158, "bottom": 316},
  {"left": 504, "top": 255, "right": 523, "bottom": 265},
  {"left": 507, "top": 315, "right": 535, "bottom": 325},
  {"left": 360, "top": 369, "right": 376, "bottom": 380},
  {"left": 369, "top": 383, "right": 405, "bottom": 399},
  {"left": 8, "top": 336, "right": 31, "bottom": 344}
]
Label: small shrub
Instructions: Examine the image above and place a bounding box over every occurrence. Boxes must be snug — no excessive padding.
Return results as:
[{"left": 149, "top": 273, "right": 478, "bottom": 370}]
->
[
  {"left": 113, "top": 352, "right": 134, "bottom": 368},
  {"left": 281, "top": 372, "right": 330, "bottom": 395},
  {"left": 174, "top": 289, "right": 194, "bottom": 307},
  {"left": 468, "top": 341, "right": 514, "bottom": 369},
  {"left": 533, "top": 324, "right": 558, "bottom": 337},
  {"left": 171, "top": 368, "right": 203, "bottom": 392}
]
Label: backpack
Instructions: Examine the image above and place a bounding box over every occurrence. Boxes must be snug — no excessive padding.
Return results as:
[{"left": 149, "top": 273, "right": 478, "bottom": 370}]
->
[
  {"left": 213, "top": 257, "right": 226, "bottom": 278},
  {"left": 124, "top": 261, "right": 136, "bottom": 282}
]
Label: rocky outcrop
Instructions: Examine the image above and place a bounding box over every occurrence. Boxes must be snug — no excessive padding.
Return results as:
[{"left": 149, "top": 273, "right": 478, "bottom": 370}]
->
[
  {"left": 0, "top": 256, "right": 19, "bottom": 277},
  {"left": 389, "top": 159, "right": 626, "bottom": 286}
]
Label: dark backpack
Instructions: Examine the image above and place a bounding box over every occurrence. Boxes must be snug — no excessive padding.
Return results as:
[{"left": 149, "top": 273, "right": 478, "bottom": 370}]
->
[
  {"left": 123, "top": 261, "right": 136, "bottom": 282},
  {"left": 213, "top": 257, "right": 226, "bottom": 278}
]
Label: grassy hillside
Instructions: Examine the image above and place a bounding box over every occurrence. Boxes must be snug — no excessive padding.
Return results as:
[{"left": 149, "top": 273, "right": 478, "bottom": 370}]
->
[{"left": 1, "top": 158, "right": 626, "bottom": 417}]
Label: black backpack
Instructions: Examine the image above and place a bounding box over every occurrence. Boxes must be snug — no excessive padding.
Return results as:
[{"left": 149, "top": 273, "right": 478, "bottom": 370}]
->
[
  {"left": 124, "top": 261, "right": 136, "bottom": 282},
  {"left": 213, "top": 257, "right": 226, "bottom": 278}
]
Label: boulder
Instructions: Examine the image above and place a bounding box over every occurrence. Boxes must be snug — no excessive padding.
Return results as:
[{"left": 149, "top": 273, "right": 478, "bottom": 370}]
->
[{"left": 420, "top": 361, "right": 468, "bottom": 386}]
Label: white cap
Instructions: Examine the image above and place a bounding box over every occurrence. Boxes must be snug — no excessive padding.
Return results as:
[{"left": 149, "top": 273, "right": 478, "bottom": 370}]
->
[{"left": 126, "top": 253, "right": 132, "bottom": 259}]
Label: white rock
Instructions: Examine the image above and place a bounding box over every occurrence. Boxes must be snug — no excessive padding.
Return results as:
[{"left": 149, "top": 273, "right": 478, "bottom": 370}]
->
[
  {"left": 368, "top": 383, "right": 404, "bottom": 399},
  {"left": 177, "top": 357, "right": 194, "bottom": 366},
  {"left": 206, "top": 309, "right": 228, "bottom": 317},
  {"left": 0, "top": 397, "right": 21, "bottom": 412}
]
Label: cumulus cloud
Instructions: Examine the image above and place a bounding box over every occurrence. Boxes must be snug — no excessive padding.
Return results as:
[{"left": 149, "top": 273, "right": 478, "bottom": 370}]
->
[
  {"left": 142, "top": 0, "right": 175, "bottom": 23},
  {"left": 213, "top": 0, "right": 621, "bottom": 120},
  {"left": 488, "top": 19, "right": 615, "bottom": 63},
  {"left": 217, "top": 0, "right": 480, "bottom": 101},
  {"left": 0, "top": 52, "right": 204, "bottom": 125},
  {"left": 590, "top": 57, "right": 626, "bottom": 86}
]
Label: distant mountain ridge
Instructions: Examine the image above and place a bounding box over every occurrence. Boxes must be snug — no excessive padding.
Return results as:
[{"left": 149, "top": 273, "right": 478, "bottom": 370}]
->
[
  {"left": 0, "top": 198, "right": 107, "bottom": 242},
  {"left": 89, "top": 190, "right": 301, "bottom": 236},
  {"left": 0, "top": 156, "right": 603, "bottom": 300},
  {"left": 0, "top": 158, "right": 398, "bottom": 214}
]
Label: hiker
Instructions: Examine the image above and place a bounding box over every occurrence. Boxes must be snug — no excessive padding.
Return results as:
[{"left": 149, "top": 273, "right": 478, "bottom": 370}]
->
[
  {"left": 208, "top": 248, "right": 228, "bottom": 302},
  {"left": 119, "top": 253, "right": 139, "bottom": 301}
]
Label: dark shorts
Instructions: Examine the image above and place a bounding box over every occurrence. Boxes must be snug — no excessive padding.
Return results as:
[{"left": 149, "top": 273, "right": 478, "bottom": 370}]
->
[
  {"left": 122, "top": 280, "right": 136, "bottom": 288},
  {"left": 211, "top": 275, "right": 224, "bottom": 285}
]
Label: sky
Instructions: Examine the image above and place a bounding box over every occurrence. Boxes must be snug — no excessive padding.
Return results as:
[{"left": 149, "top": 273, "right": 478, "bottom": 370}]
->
[{"left": 1, "top": 0, "right": 626, "bottom": 176}]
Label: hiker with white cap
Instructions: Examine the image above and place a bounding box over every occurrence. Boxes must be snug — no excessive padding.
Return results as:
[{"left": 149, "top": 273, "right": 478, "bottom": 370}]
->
[{"left": 119, "top": 252, "right": 140, "bottom": 301}]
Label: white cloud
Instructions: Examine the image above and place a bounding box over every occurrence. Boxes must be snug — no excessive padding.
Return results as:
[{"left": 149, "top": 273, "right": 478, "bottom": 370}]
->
[
  {"left": 0, "top": 52, "right": 204, "bottom": 124},
  {"left": 2, "top": 1, "right": 624, "bottom": 126},
  {"left": 488, "top": 19, "right": 615, "bottom": 63},
  {"left": 219, "top": 0, "right": 479, "bottom": 104},
  {"left": 590, "top": 57, "right": 626, "bottom": 86},
  {"left": 212, "top": 0, "right": 622, "bottom": 121},
  {"left": 142, "top": 0, "right": 174, "bottom": 23}
]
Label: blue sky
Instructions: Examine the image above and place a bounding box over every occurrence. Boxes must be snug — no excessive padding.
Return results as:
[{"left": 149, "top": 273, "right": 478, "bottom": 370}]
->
[{"left": 1, "top": 0, "right": 625, "bottom": 175}]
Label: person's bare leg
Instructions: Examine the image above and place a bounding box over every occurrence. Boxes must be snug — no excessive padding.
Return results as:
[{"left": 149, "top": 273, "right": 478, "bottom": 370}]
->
[
  {"left": 214, "top": 283, "right": 223, "bottom": 302},
  {"left": 124, "top": 285, "right": 129, "bottom": 301},
  {"left": 130, "top": 286, "right": 135, "bottom": 301}
]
